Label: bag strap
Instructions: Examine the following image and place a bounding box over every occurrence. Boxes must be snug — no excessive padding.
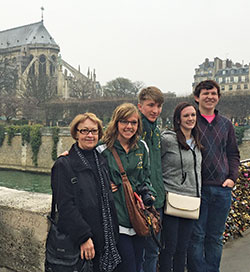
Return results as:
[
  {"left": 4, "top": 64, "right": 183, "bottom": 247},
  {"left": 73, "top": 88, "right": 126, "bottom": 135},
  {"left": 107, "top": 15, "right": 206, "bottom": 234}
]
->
[
  {"left": 111, "top": 147, "right": 127, "bottom": 179},
  {"left": 50, "top": 156, "right": 79, "bottom": 222},
  {"left": 178, "top": 144, "right": 199, "bottom": 197}
]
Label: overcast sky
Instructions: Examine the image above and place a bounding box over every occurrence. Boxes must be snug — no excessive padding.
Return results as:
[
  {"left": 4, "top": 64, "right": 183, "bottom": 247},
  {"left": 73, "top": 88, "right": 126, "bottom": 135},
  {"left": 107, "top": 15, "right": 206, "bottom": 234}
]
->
[{"left": 1, "top": 0, "right": 250, "bottom": 96}]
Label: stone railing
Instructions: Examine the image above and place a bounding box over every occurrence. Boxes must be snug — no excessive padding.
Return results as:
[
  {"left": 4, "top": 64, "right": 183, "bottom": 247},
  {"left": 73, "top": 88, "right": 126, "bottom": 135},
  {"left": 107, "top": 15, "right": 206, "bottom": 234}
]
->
[{"left": 0, "top": 187, "right": 51, "bottom": 272}]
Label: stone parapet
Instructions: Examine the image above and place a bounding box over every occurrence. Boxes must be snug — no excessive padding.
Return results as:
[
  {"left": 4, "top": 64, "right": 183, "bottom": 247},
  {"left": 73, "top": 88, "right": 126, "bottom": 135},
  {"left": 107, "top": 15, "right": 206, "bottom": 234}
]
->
[{"left": 0, "top": 187, "right": 51, "bottom": 272}]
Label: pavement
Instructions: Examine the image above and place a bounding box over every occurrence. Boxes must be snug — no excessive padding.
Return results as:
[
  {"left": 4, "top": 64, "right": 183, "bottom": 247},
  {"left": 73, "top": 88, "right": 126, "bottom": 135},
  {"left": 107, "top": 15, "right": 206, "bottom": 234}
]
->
[{"left": 221, "top": 228, "right": 250, "bottom": 272}]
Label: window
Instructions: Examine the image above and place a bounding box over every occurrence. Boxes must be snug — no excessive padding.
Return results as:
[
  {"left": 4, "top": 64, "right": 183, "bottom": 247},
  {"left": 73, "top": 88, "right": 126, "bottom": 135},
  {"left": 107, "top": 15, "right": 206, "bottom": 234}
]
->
[
  {"left": 229, "top": 85, "right": 233, "bottom": 90},
  {"left": 39, "top": 54, "right": 46, "bottom": 75},
  {"left": 244, "top": 84, "right": 248, "bottom": 89}
]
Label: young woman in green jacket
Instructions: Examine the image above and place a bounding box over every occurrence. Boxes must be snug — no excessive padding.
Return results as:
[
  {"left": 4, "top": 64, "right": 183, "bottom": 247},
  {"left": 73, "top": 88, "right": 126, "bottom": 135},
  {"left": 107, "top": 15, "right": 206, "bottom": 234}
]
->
[{"left": 97, "top": 103, "right": 156, "bottom": 272}]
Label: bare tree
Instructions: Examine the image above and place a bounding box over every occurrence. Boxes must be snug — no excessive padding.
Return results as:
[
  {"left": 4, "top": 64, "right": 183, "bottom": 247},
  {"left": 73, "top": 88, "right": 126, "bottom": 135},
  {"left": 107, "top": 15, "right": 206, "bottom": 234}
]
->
[
  {"left": 0, "top": 60, "right": 19, "bottom": 122},
  {"left": 20, "top": 73, "right": 57, "bottom": 122},
  {"left": 103, "top": 77, "right": 144, "bottom": 98}
]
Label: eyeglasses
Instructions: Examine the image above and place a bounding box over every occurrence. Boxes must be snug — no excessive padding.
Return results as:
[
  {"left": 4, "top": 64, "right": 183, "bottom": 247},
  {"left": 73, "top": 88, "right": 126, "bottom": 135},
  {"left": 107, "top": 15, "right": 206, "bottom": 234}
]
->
[
  {"left": 119, "top": 120, "right": 138, "bottom": 126},
  {"left": 76, "top": 128, "right": 99, "bottom": 135}
]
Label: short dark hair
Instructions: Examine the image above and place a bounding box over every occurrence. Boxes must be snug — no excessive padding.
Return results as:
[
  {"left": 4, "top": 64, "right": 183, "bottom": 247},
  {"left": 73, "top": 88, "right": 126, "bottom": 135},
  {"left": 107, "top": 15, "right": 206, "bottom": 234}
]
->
[{"left": 193, "top": 80, "right": 221, "bottom": 98}]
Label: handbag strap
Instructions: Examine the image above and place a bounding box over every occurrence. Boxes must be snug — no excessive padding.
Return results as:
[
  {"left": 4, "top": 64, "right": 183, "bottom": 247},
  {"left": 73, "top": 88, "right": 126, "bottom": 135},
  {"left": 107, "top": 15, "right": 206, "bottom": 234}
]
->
[
  {"left": 50, "top": 156, "right": 79, "bottom": 222},
  {"left": 178, "top": 144, "right": 200, "bottom": 197}
]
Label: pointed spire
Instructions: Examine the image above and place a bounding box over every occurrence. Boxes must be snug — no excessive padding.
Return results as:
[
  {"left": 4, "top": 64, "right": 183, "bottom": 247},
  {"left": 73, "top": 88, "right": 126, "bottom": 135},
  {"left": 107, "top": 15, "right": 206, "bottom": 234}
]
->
[
  {"left": 41, "top": 6, "right": 44, "bottom": 22},
  {"left": 78, "top": 65, "right": 81, "bottom": 72},
  {"left": 87, "top": 67, "right": 90, "bottom": 78}
]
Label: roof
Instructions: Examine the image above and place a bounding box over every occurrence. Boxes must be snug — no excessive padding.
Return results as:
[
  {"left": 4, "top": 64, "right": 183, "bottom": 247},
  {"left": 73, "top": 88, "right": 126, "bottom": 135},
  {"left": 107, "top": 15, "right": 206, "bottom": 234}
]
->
[
  {"left": 0, "top": 21, "right": 59, "bottom": 50},
  {"left": 215, "top": 67, "right": 249, "bottom": 76}
]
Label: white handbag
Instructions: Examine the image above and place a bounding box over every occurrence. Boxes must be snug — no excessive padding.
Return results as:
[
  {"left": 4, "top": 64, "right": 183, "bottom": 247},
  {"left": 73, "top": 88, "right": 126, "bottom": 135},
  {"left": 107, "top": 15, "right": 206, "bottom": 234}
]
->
[
  {"left": 164, "top": 144, "right": 201, "bottom": 220},
  {"left": 164, "top": 192, "right": 201, "bottom": 220}
]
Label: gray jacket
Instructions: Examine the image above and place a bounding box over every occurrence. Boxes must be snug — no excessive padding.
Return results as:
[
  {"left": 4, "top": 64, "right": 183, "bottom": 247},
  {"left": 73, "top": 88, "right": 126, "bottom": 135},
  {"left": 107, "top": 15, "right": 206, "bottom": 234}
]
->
[{"left": 161, "top": 130, "right": 202, "bottom": 197}]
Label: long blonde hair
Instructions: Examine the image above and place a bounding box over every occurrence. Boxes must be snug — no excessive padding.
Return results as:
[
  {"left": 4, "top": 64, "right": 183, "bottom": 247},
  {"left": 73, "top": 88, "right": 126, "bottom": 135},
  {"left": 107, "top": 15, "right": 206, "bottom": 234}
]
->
[{"left": 102, "top": 103, "right": 142, "bottom": 150}]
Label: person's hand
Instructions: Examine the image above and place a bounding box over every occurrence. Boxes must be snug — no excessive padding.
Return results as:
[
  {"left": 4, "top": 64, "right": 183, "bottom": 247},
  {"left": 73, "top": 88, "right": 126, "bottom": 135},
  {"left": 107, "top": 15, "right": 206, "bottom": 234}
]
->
[
  {"left": 111, "top": 182, "right": 118, "bottom": 192},
  {"left": 222, "top": 178, "right": 235, "bottom": 188},
  {"left": 59, "top": 150, "right": 69, "bottom": 157},
  {"left": 80, "top": 238, "right": 95, "bottom": 260}
]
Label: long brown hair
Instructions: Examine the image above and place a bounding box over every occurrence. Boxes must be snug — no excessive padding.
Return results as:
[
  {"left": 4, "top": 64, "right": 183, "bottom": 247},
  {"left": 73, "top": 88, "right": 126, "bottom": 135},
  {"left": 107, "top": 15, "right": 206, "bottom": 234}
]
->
[
  {"left": 102, "top": 103, "right": 142, "bottom": 150},
  {"left": 173, "top": 102, "right": 202, "bottom": 150}
]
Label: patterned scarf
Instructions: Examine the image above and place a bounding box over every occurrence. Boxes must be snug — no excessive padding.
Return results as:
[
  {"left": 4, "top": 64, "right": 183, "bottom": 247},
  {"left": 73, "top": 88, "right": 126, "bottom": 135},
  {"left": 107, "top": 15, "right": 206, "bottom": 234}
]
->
[{"left": 74, "top": 145, "right": 121, "bottom": 272}]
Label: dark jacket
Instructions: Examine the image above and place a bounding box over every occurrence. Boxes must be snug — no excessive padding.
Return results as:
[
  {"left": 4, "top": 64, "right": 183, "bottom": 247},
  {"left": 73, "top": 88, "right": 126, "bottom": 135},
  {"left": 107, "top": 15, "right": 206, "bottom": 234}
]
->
[
  {"left": 52, "top": 143, "right": 118, "bottom": 254},
  {"left": 197, "top": 110, "right": 240, "bottom": 186},
  {"left": 141, "top": 115, "right": 165, "bottom": 209}
]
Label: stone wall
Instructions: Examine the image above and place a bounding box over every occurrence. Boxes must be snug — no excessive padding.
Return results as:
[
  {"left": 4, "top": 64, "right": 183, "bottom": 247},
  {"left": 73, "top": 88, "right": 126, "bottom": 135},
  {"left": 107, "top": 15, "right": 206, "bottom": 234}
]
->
[
  {"left": 0, "top": 187, "right": 51, "bottom": 272},
  {"left": 0, "top": 128, "right": 74, "bottom": 173},
  {"left": 0, "top": 128, "right": 249, "bottom": 173}
]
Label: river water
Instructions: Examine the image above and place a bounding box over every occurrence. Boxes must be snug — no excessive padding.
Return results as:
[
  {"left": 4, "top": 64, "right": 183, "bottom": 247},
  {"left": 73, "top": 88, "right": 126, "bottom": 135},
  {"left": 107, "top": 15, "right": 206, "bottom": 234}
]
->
[{"left": 0, "top": 169, "right": 51, "bottom": 194}]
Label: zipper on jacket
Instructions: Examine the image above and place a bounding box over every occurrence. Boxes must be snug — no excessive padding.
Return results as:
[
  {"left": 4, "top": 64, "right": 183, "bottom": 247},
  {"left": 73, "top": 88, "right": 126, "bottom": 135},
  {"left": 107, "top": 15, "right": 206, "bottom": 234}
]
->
[{"left": 192, "top": 149, "right": 200, "bottom": 197}]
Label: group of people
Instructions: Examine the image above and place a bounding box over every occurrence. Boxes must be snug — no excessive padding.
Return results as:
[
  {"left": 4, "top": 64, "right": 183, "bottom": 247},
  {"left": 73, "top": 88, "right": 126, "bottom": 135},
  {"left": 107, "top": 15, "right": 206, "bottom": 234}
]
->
[{"left": 46, "top": 79, "right": 240, "bottom": 272}]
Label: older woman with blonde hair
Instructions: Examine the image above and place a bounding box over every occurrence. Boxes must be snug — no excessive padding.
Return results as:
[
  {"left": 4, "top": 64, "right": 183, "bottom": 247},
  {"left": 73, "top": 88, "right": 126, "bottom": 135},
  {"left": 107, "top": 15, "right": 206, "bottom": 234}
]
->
[
  {"left": 97, "top": 103, "right": 156, "bottom": 272},
  {"left": 45, "top": 112, "right": 121, "bottom": 272}
]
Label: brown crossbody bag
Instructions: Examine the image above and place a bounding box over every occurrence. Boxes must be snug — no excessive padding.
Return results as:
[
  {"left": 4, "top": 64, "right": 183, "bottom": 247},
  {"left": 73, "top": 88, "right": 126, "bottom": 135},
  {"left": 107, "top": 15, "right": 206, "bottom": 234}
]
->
[{"left": 111, "top": 148, "right": 161, "bottom": 245}]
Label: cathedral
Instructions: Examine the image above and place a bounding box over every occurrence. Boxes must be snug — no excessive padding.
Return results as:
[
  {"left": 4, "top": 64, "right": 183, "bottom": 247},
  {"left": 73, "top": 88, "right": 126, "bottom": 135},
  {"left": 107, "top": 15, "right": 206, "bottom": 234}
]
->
[{"left": 0, "top": 20, "right": 101, "bottom": 99}]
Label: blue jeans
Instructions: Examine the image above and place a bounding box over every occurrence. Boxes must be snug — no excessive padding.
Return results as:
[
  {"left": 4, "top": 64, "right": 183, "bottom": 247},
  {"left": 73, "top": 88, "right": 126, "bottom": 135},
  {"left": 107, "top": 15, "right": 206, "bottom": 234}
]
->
[
  {"left": 159, "top": 214, "right": 194, "bottom": 272},
  {"left": 142, "top": 208, "right": 163, "bottom": 272},
  {"left": 116, "top": 234, "right": 145, "bottom": 272},
  {"left": 187, "top": 185, "right": 232, "bottom": 272}
]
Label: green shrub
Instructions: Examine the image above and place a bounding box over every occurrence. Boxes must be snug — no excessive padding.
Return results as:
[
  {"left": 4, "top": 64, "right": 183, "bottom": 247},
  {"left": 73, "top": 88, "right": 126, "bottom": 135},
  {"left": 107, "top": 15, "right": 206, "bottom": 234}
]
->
[
  {"left": 0, "top": 125, "right": 5, "bottom": 147},
  {"left": 6, "top": 125, "right": 20, "bottom": 145},
  {"left": 51, "top": 127, "right": 60, "bottom": 161},
  {"left": 20, "top": 125, "right": 31, "bottom": 146},
  {"left": 30, "top": 125, "right": 43, "bottom": 166},
  {"left": 234, "top": 126, "right": 247, "bottom": 145}
]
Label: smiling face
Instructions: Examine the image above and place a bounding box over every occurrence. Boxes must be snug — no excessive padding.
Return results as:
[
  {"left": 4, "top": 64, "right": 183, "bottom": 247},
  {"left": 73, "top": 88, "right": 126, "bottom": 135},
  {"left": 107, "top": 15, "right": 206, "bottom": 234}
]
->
[
  {"left": 117, "top": 113, "right": 139, "bottom": 143},
  {"left": 138, "top": 99, "right": 162, "bottom": 122},
  {"left": 76, "top": 118, "right": 99, "bottom": 150},
  {"left": 180, "top": 106, "right": 197, "bottom": 134},
  {"left": 195, "top": 87, "right": 220, "bottom": 115}
]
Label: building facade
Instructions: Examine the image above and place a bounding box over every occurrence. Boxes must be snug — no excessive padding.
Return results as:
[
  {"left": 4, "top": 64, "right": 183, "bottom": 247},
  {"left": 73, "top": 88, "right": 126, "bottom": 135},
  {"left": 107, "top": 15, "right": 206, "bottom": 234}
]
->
[
  {"left": 193, "top": 57, "right": 250, "bottom": 93},
  {"left": 0, "top": 20, "right": 101, "bottom": 99}
]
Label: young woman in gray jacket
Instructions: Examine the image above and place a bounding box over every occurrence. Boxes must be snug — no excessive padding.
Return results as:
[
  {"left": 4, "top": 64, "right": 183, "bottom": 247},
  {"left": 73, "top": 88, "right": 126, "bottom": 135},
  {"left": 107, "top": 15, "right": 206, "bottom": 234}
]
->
[{"left": 159, "top": 102, "right": 202, "bottom": 272}]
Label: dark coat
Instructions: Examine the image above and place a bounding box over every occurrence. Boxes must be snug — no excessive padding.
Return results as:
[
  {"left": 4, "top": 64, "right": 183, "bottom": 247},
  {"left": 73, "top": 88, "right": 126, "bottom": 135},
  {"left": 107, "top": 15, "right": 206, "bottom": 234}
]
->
[{"left": 51, "top": 143, "right": 119, "bottom": 254}]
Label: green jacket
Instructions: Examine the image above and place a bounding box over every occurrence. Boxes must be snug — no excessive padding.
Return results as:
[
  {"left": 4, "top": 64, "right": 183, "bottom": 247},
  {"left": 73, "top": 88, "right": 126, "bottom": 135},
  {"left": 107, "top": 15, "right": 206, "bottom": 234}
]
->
[
  {"left": 97, "top": 140, "right": 155, "bottom": 228},
  {"left": 141, "top": 114, "right": 165, "bottom": 209}
]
